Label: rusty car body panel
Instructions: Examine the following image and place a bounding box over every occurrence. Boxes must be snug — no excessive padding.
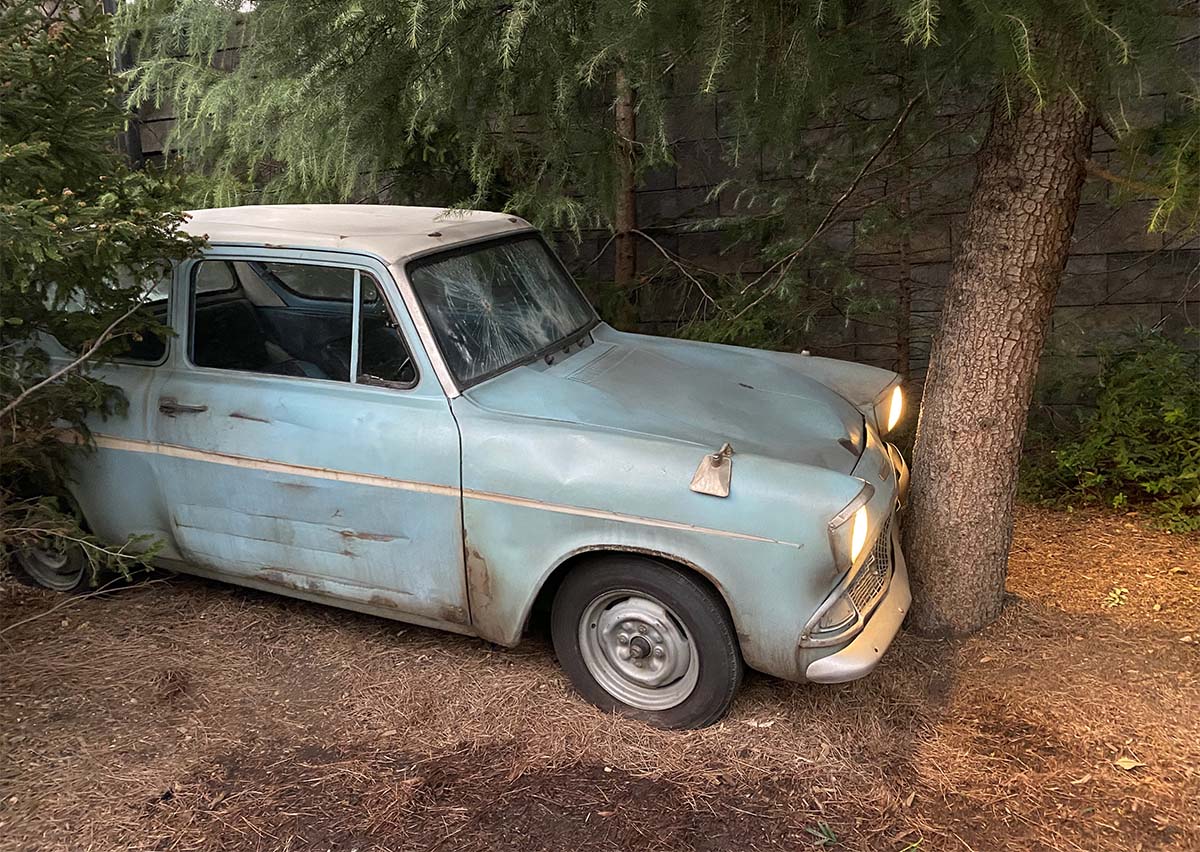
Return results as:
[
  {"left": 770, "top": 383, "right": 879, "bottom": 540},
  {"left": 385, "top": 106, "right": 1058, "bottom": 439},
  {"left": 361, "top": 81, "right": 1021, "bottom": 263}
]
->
[{"left": 62, "top": 205, "right": 911, "bottom": 685}]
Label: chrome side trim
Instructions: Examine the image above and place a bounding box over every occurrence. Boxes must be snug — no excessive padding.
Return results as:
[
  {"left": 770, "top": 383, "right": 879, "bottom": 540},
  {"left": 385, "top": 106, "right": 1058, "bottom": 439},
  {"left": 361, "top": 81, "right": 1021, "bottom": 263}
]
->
[{"left": 86, "top": 433, "right": 794, "bottom": 547}]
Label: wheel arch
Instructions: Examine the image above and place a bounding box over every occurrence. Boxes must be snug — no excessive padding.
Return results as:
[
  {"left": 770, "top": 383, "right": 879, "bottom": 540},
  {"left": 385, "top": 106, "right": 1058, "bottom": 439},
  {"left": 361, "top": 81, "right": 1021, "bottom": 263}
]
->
[{"left": 522, "top": 544, "right": 738, "bottom": 640}]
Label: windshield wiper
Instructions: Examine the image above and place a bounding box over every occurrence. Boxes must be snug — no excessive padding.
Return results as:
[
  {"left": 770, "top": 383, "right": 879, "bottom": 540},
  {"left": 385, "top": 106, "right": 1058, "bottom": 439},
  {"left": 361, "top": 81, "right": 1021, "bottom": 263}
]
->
[{"left": 543, "top": 321, "right": 597, "bottom": 366}]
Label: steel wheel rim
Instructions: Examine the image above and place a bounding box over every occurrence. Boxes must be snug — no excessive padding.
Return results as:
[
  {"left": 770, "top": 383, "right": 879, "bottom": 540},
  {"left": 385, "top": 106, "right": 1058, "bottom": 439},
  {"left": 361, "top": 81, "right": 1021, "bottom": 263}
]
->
[
  {"left": 18, "top": 543, "right": 83, "bottom": 592},
  {"left": 578, "top": 588, "right": 699, "bottom": 711}
]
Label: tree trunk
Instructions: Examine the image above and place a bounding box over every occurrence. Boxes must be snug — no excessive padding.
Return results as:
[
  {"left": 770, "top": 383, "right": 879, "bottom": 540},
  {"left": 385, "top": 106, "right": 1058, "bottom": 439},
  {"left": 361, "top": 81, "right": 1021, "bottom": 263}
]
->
[
  {"left": 894, "top": 72, "right": 912, "bottom": 381},
  {"left": 613, "top": 68, "right": 637, "bottom": 289},
  {"left": 895, "top": 146, "right": 912, "bottom": 381},
  {"left": 902, "top": 91, "right": 1093, "bottom": 636}
]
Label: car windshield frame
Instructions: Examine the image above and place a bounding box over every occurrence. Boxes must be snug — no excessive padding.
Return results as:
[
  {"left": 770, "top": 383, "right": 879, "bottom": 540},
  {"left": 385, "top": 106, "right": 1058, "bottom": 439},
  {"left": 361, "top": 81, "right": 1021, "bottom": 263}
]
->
[{"left": 404, "top": 233, "right": 600, "bottom": 391}]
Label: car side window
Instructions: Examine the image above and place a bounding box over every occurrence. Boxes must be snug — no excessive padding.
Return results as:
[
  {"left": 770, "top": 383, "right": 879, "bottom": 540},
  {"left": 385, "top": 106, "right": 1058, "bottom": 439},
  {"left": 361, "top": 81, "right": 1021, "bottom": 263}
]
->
[
  {"left": 261, "top": 262, "right": 380, "bottom": 304},
  {"left": 189, "top": 260, "right": 416, "bottom": 387},
  {"left": 115, "top": 269, "right": 171, "bottom": 363},
  {"left": 357, "top": 296, "right": 418, "bottom": 388}
]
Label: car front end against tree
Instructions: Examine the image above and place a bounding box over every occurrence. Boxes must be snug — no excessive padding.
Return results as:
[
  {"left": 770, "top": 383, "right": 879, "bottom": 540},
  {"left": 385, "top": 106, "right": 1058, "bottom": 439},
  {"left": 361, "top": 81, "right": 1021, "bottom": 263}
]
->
[{"left": 22, "top": 205, "right": 913, "bottom": 728}]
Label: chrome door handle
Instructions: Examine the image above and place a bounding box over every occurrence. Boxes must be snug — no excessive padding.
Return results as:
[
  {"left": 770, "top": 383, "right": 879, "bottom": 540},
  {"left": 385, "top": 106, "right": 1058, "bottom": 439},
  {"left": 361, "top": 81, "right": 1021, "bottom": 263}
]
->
[{"left": 158, "top": 397, "right": 208, "bottom": 416}]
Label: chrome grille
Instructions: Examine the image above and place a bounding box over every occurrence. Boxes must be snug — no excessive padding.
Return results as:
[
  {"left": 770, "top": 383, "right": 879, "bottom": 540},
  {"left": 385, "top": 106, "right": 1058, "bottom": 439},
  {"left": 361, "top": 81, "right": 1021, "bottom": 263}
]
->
[{"left": 848, "top": 516, "right": 893, "bottom": 613}]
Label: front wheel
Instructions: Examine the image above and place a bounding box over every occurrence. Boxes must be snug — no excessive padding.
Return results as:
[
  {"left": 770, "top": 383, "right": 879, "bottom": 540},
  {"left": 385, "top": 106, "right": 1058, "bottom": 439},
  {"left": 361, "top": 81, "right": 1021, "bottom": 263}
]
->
[{"left": 551, "top": 556, "right": 743, "bottom": 729}]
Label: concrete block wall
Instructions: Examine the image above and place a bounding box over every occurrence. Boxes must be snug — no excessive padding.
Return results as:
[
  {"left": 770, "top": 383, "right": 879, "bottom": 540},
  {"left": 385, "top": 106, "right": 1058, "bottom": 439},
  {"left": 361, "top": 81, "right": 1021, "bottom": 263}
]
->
[
  {"left": 554, "top": 97, "right": 1199, "bottom": 405},
  {"left": 136, "top": 65, "right": 1198, "bottom": 404}
]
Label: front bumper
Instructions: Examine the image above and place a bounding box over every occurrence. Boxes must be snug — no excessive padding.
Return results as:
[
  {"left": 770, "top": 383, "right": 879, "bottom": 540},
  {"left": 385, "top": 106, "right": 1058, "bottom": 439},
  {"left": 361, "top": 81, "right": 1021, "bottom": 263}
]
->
[
  {"left": 804, "top": 519, "right": 911, "bottom": 683},
  {"left": 887, "top": 442, "right": 910, "bottom": 508}
]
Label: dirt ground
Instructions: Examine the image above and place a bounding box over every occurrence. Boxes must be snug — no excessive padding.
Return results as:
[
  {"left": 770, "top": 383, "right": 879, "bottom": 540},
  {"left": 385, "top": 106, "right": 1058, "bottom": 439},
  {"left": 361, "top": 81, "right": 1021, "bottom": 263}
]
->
[{"left": 1, "top": 506, "right": 1197, "bottom": 852}]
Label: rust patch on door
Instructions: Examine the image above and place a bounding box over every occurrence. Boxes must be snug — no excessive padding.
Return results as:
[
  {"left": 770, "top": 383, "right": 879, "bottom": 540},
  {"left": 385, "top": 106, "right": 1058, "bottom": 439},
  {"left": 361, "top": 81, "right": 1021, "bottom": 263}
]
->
[
  {"left": 368, "top": 592, "right": 404, "bottom": 610},
  {"left": 465, "top": 546, "right": 491, "bottom": 606},
  {"left": 338, "top": 529, "right": 397, "bottom": 542},
  {"left": 437, "top": 603, "right": 468, "bottom": 623},
  {"left": 259, "top": 569, "right": 324, "bottom": 595},
  {"left": 464, "top": 539, "right": 501, "bottom": 636},
  {"left": 229, "top": 411, "right": 271, "bottom": 424}
]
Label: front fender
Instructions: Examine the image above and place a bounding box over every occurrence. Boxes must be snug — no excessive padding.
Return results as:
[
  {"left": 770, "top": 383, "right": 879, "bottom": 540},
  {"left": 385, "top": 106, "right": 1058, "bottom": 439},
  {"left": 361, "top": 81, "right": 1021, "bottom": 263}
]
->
[{"left": 453, "top": 400, "right": 872, "bottom": 681}]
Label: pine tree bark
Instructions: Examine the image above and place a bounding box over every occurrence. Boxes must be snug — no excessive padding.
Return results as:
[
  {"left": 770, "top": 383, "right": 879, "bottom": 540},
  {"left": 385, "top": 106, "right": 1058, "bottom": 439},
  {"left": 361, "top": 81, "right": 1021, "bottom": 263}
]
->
[
  {"left": 902, "top": 91, "right": 1094, "bottom": 636},
  {"left": 613, "top": 68, "right": 637, "bottom": 289},
  {"left": 896, "top": 154, "right": 912, "bottom": 381}
]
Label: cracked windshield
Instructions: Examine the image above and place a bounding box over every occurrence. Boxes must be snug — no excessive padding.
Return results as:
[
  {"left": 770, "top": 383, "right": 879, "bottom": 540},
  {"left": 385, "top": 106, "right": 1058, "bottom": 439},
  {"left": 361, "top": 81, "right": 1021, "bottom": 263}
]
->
[{"left": 408, "top": 236, "right": 596, "bottom": 386}]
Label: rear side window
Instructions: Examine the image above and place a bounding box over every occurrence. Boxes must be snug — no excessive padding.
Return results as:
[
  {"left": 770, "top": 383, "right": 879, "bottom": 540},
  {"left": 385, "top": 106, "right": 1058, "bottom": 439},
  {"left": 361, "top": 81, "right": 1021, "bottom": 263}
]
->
[
  {"left": 194, "top": 261, "right": 238, "bottom": 295},
  {"left": 188, "top": 260, "right": 415, "bottom": 387},
  {"left": 256, "top": 262, "right": 379, "bottom": 303},
  {"left": 116, "top": 269, "right": 171, "bottom": 363}
]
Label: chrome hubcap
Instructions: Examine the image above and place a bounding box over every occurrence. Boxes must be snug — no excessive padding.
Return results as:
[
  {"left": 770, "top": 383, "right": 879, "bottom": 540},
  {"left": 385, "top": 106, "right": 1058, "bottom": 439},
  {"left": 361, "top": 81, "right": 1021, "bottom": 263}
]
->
[
  {"left": 18, "top": 542, "right": 83, "bottom": 591},
  {"left": 579, "top": 589, "right": 698, "bottom": 710}
]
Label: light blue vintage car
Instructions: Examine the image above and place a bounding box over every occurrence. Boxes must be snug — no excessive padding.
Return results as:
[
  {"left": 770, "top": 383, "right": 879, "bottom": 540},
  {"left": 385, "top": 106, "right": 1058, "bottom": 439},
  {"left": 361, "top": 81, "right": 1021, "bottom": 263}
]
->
[{"left": 22, "top": 205, "right": 911, "bottom": 728}]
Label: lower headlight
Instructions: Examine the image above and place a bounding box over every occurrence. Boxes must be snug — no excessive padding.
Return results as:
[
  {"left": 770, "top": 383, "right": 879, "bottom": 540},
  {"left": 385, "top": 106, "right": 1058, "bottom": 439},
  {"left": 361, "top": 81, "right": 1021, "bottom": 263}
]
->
[
  {"left": 815, "top": 593, "right": 857, "bottom": 633},
  {"left": 850, "top": 505, "right": 868, "bottom": 561},
  {"left": 885, "top": 385, "right": 903, "bottom": 432}
]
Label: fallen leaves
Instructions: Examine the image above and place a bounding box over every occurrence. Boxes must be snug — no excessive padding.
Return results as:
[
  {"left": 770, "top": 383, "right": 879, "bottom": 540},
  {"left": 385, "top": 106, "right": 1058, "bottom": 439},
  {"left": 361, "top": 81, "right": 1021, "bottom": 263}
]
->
[{"left": 1113, "top": 757, "right": 1147, "bottom": 772}]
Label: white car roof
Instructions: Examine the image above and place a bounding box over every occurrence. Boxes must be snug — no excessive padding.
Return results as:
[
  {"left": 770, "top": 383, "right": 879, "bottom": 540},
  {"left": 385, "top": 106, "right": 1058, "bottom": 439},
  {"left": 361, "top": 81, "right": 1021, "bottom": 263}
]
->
[{"left": 182, "top": 204, "right": 534, "bottom": 264}]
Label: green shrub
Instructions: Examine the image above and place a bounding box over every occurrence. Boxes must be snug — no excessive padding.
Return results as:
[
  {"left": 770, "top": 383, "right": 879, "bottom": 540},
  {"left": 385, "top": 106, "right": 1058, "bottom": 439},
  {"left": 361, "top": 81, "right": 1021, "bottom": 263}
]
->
[
  {"left": 1, "top": 0, "right": 200, "bottom": 580},
  {"left": 1024, "top": 330, "right": 1200, "bottom": 530}
]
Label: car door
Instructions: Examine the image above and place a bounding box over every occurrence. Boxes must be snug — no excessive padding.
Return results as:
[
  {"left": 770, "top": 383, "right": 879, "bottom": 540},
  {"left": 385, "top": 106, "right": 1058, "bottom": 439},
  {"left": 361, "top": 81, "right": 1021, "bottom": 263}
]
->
[
  {"left": 148, "top": 247, "right": 469, "bottom": 627},
  {"left": 66, "top": 273, "right": 181, "bottom": 557}
]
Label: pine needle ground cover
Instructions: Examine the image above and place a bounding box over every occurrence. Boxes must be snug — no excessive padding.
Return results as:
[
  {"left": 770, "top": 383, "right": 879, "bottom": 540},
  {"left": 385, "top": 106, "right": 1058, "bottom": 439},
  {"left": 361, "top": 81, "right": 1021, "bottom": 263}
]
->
[{"left": 1, "top": 506, "right": 1196, "bottom": 851}]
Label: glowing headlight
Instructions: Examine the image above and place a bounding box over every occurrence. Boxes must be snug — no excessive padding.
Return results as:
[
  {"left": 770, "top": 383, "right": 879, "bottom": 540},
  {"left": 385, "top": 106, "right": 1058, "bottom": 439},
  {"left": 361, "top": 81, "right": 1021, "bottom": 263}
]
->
[
  {"left": 850, "top": 505, "right": 869, "bottom": 561},
  {"left": 886, "top": 385, "right": 903, "bottom": 432},
  {"left": 828, "top": 481, "right": 874, "bottom": 569}
]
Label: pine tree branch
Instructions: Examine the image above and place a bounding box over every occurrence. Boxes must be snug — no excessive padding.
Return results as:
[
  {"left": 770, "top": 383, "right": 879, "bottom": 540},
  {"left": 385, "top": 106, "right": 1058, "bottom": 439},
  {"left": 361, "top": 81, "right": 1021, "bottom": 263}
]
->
[
  {"left": 0, "top": 576, "right": 168, "bottom": 639},
  {"left": 729, "top": 87, "right": 926, "bottom": 319},
  {"left": 0, "top": 297, "right": 146, "bottom": 422},
  {"left": 1085, "top": 158, "right": 1169, "bottom": 198},
  {"left": 1096, "top": 113, "right": 1122, "bottom": 142},
  {"left": 631, "top": 229, "right": 720, "bottom": 306}
]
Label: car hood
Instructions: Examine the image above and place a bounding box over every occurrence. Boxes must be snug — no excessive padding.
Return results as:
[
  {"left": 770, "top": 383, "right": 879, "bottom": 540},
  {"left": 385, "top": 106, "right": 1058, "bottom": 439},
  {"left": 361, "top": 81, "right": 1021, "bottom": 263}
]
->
[{"left": 460, "top": 326, "right": 866, "bottom": 474}]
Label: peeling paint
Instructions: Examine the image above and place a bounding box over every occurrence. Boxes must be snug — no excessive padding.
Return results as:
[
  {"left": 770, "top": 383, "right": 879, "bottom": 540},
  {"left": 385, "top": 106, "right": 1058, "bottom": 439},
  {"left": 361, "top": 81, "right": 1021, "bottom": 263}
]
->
[
  {"left": 437, "top": 603, "right": 468, "bottom": 623},
  {"left": 258, "top": 568, "right": 309, "bottom": 593}
]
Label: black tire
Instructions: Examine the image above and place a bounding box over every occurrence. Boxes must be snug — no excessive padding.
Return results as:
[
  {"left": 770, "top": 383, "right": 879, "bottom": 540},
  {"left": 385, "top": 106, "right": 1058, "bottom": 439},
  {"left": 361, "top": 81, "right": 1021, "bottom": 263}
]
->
[{"left": 551, "top": 555, "right": 743, "bottom": 729}]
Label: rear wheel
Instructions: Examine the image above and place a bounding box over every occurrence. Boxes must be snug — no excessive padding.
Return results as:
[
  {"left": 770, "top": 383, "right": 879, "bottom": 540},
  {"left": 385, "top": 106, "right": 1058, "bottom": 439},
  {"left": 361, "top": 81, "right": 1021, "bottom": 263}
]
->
[
  {"left": 13, "top": 540, "right": 86, "bottom": 592},
  {"left": 551, "top": 556, "right": 743, "bottom": 729}
]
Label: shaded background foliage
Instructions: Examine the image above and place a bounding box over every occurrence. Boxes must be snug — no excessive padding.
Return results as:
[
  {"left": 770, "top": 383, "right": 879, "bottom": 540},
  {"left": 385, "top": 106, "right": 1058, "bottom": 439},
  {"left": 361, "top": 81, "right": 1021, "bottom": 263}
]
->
[
  {"left": 119, "top": 0, "right": 1198, "bottom": 353},
  {"left": 1023, "top": 330, "right": 1200, "bottom": 530}
]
